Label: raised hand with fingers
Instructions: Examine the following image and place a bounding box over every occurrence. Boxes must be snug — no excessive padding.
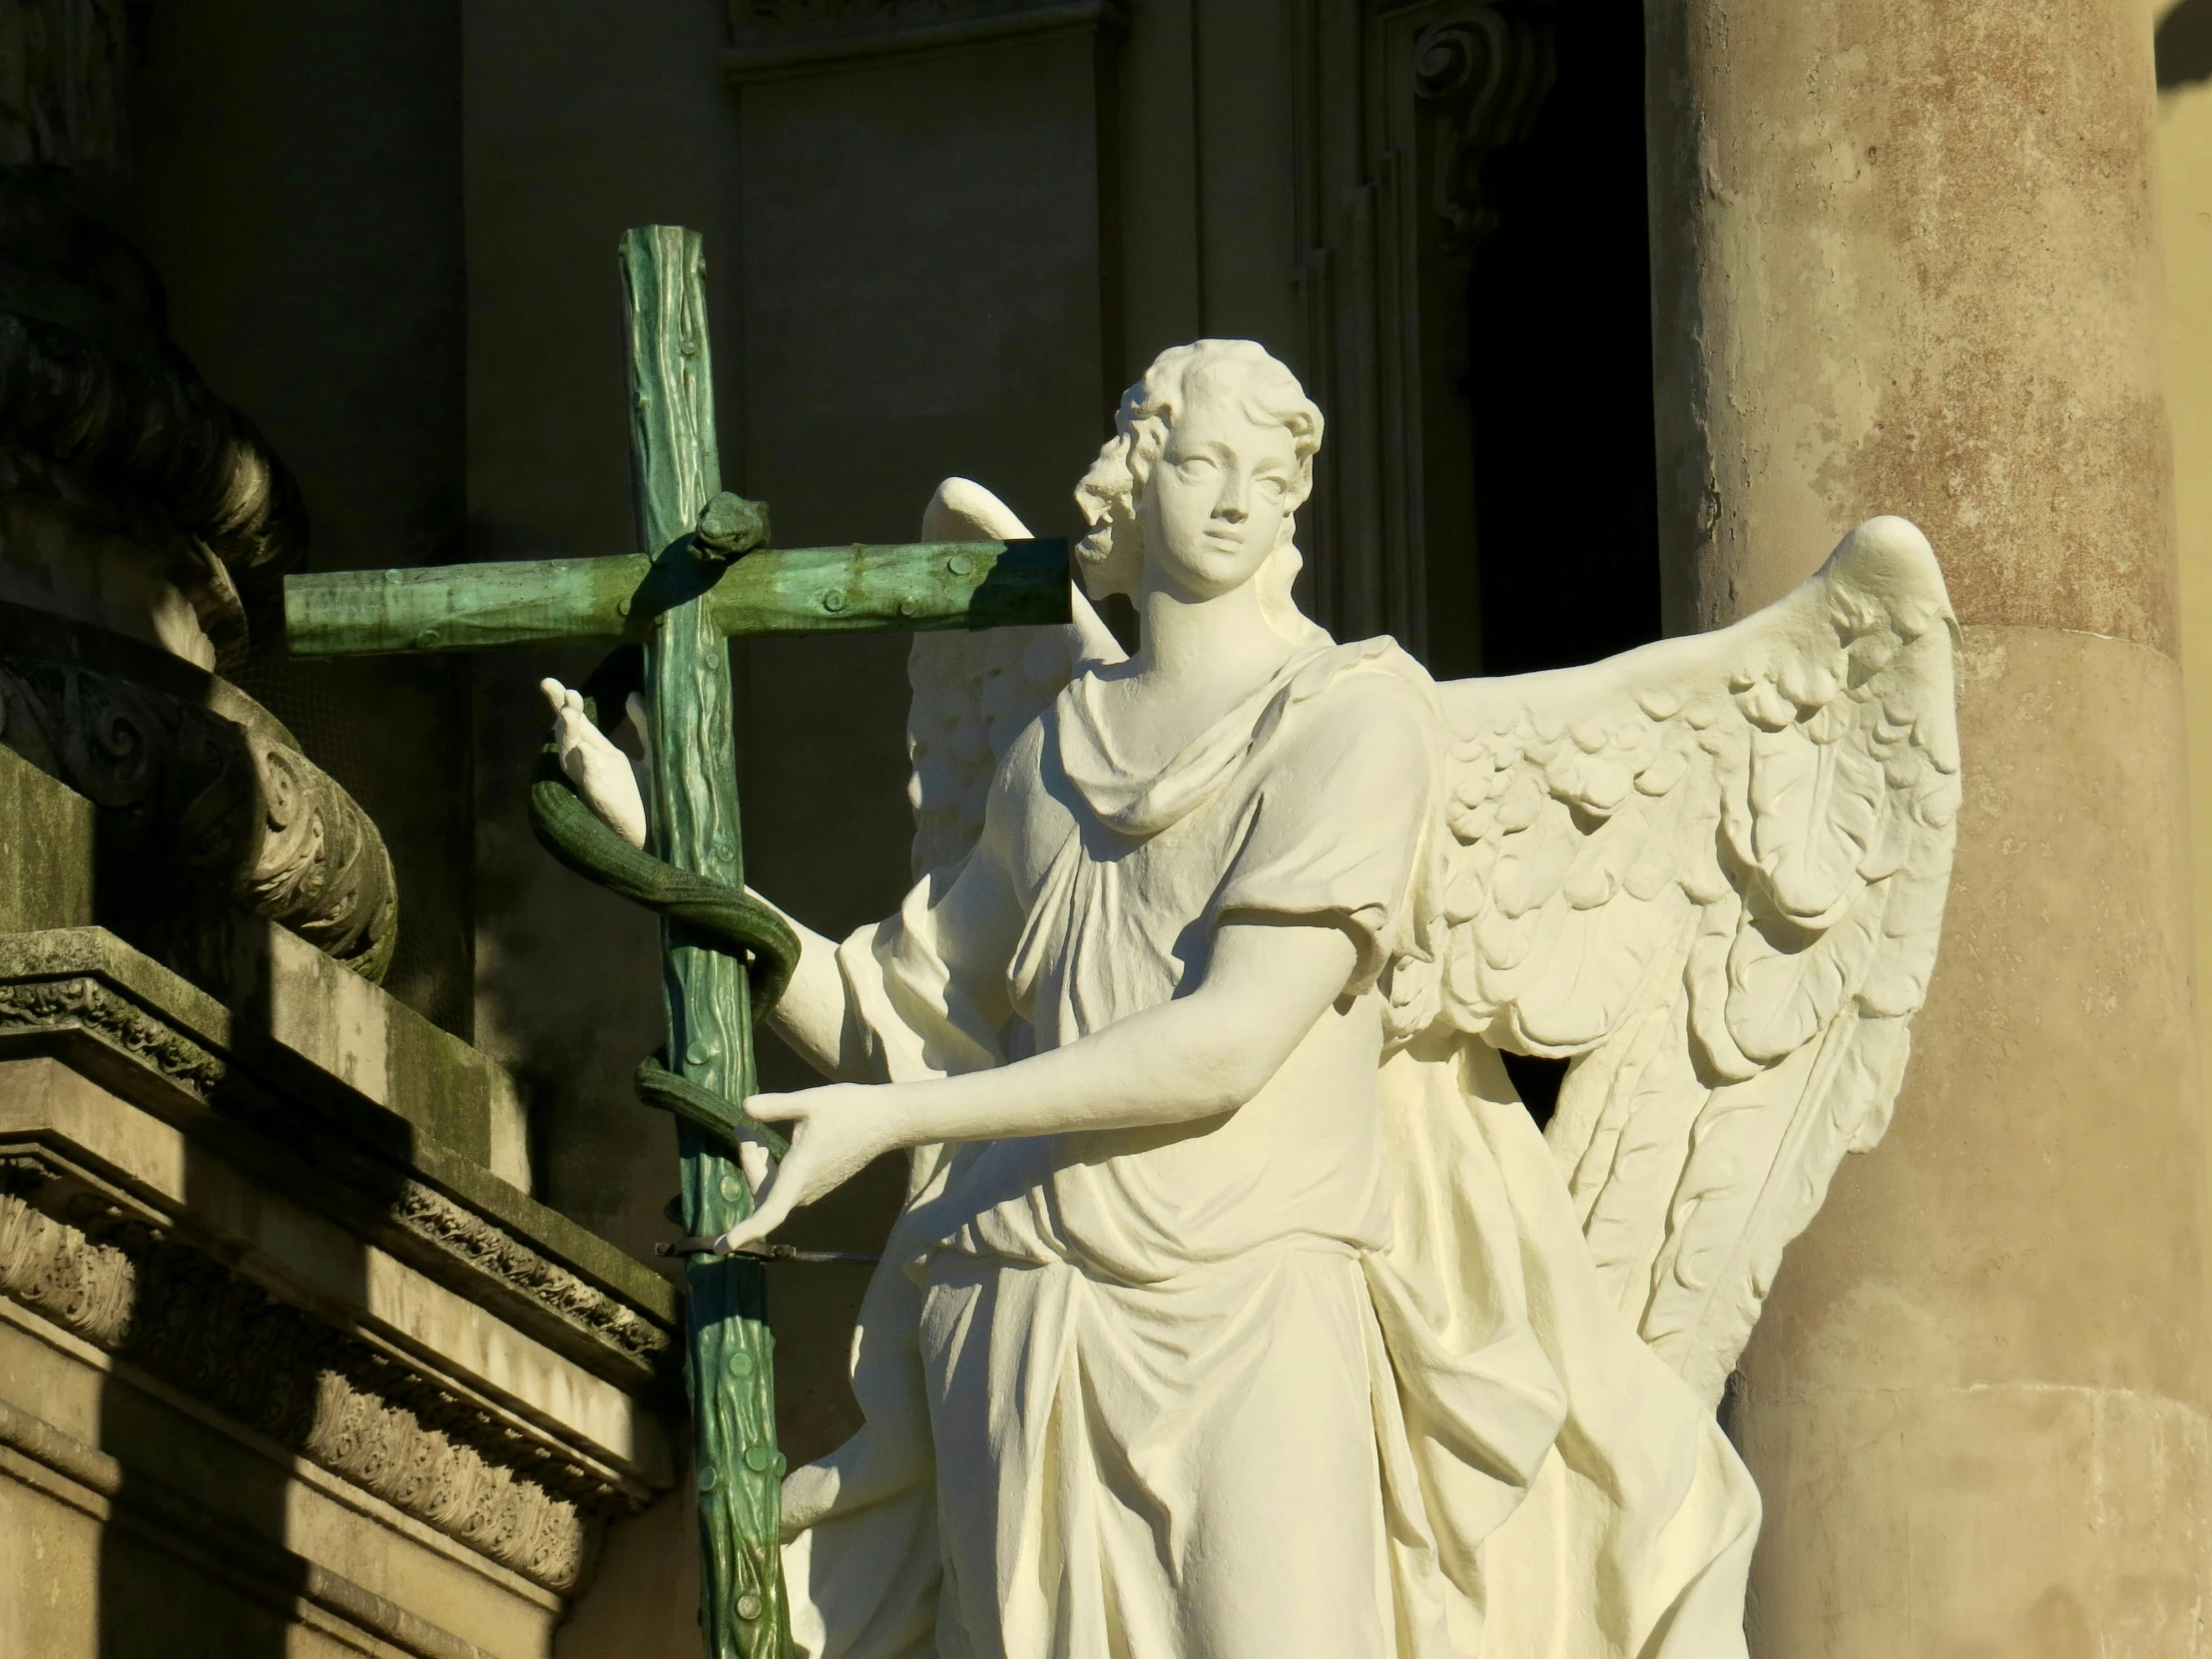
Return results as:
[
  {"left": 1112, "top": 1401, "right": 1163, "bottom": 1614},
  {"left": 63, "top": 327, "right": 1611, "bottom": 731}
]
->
[{"left": 539, "top": 677, "right": 649, "bottom": 848}]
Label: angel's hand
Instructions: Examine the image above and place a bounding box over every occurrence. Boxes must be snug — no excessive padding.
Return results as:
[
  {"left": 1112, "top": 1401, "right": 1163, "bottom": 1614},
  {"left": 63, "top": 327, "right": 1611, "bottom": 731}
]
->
[
  {"left": 716, "top": 1082, "right": 896, "bottom": 1252},
  {"left": 539, "top": 678, "right": 648, "bottom": 848}
]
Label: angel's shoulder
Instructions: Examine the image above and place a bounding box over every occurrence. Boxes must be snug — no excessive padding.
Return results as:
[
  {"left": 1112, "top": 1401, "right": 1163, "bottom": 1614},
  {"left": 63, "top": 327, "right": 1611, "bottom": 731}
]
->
[
  {"left": 973, "top": 702, "right": 1072, "bottom": 863},
  {"left": 1269, "top": 640, "right": 1443, "bottom": 760},
  {"left": 987, "top": 702, "right": 1055, "bottom": 797}
]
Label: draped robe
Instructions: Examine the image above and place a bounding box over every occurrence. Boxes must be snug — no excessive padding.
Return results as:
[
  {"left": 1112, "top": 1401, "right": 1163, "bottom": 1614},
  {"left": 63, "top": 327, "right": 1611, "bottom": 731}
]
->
[{"left": 782, "top": 640, "right": 1760, "bottom": 1659}]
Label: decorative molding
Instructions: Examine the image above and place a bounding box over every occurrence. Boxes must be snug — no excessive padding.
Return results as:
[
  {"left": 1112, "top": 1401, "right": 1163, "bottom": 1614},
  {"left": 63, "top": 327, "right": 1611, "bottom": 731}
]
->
[
  {"left": 1289, "top": 0, "right": 1556, "bottom": 653},
  {"left": 0, "top": 651, "right": 399, "bottom": 981},
  {"left": 0, "top": 973, "right": 677, "bottom": 1383},
  {"left": 1410, "top": 6, "right": 1554, "bottom": 254},
  {"left": 382, "top": 1178, "right": 675, "bottom": 1379},
  {"left": 0, "top": 974, "right": 227, "bottom": 1092},
  {"left": 0, "top": 1150, "right": 645, "bottom": 1593},
  {"left": 722, "top": 0, "right": 1126, "bottom": 81},
  {"left": 0, "top": 0, "right": 131, "bottom": 170},
  {"left": 0, "top": 1394, "right": 502, "bottom": 1659}
]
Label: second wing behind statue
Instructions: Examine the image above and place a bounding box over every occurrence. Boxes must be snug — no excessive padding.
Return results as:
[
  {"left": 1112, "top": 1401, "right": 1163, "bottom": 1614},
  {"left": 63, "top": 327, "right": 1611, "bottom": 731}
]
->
[{"left": 1389, "top": 514, "right": 1959, "bottom": 1406}]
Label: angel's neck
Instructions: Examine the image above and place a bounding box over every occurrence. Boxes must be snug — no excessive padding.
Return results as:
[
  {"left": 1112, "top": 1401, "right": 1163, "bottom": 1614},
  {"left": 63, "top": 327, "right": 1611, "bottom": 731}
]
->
[
  {"left": 1130, "top": 577, "right": 1294, "bottom": 693},
  {"left": 1087, "top": 579, "right": 1298, "bottom": 771}
]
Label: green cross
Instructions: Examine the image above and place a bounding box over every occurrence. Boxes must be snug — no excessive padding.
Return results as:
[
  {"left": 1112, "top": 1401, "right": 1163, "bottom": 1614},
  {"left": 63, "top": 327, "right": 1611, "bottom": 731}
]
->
[{"left": 282, "top": 226, "right": 1068, "bottom": 1659}]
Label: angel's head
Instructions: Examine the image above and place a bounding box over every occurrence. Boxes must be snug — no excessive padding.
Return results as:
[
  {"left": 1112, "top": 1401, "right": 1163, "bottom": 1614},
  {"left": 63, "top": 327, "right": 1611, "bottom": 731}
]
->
[{"left": 1075, "top": 340, "right": 1327, "bottom": 642}]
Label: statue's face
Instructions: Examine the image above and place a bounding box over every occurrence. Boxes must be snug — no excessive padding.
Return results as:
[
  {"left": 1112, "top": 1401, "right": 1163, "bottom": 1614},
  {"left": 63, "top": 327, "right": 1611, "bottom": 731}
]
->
[{"left": 1138, "top": 378, "right": 1299, "bottom": 602}]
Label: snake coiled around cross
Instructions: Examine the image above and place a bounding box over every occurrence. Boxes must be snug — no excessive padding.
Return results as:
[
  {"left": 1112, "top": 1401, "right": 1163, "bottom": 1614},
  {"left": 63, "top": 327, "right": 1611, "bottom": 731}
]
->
[{"left": 526, "top": 650, "right": 801, "bottom": 1165}]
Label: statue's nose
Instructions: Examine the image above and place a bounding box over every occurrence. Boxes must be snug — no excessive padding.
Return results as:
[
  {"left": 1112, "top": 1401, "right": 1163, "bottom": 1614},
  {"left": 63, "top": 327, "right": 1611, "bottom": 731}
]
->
[{"left": 1218, "top": 498, "right": 1248, "bottom": 523}]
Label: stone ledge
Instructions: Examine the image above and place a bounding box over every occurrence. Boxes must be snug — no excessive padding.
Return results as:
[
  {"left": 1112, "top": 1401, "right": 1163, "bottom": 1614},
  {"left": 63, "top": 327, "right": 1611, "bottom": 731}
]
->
[
  {"left": 0, "top": 1143, "right": 638, "bottom": 1594},
  {"left": 0, "top": 926, "right": 680, "bottom": 1389},
  {"left": 720, "top": 0, "right": 1128, "bottom": 82},
  {"left": 0, "top": 716, "right": 473, "bottom": 1166},
  {"left": 0, "top": 1390, "right": 500, "bottom": 1659}
]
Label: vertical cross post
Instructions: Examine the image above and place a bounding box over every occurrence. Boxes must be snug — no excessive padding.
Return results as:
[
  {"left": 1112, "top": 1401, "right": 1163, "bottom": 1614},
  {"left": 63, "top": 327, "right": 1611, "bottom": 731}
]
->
[
  {"left": 283, "top": 224, "right": 1067, "bottom": 1652},
  {"left": 619, "top": 226, "right": 787, "bottom": 1657}
]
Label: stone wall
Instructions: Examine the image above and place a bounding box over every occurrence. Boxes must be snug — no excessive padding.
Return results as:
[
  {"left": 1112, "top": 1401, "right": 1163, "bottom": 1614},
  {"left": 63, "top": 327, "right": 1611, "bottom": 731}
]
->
[
  {"left": 1646, "top": 2, "right": 2210, "bottom": 1650},
  {"left": 0, "top": 748, "right": 679, "bottom": 1657},
  {"left": 125, "top": 0, "right": 477, "bottom": 1037},
  {"left": 2158, "top": 0, "right": 2212, "bottom": 1280}
]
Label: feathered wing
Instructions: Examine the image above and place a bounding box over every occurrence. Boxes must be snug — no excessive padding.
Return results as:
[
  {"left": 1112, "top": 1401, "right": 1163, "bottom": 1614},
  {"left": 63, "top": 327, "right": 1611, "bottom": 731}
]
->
[
  {"left": 1386, "top": 515, "right": 1959, "bottom": 1407},
  {"left": 904, "top": 478, "right": 1124, "bottom": 878}
]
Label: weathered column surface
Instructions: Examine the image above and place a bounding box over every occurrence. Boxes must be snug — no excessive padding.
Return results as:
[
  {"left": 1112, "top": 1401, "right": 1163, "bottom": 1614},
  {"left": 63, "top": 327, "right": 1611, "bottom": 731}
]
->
[{"left": 1646, "top": 3, "right": 2208, "bottom": 1653}]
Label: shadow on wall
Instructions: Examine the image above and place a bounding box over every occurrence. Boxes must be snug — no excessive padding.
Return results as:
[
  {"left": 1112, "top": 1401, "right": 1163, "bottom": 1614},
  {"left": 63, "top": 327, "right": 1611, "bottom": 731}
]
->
[
  {"left": 95, "top": 1066, "right": 385, "bottom": 1659},
  {"left": 2160, "top": 0, "right": 2212, "bottom": 89}
]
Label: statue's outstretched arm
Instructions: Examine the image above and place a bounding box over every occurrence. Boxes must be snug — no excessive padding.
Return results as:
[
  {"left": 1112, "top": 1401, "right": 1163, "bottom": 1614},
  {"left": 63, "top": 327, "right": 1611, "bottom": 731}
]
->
[
  {"left": 715, "top": 917, "right": 1360, "bottom": 1252},
  {"left": 543, "top": 665, "right": 1029, "bottom": 1087},
  {"left": 743, "top": 888, "right": 846, "bottom": 1077}
]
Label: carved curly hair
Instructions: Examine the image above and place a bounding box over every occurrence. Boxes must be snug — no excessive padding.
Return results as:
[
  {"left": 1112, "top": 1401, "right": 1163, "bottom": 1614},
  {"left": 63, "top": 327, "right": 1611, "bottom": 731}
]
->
[{"left": 1073, "top": 340, "right": 1327, "bottom": 642}]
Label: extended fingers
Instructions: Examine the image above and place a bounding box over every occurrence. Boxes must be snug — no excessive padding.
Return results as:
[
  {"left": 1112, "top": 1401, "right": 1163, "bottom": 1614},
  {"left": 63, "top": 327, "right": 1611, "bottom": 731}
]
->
[
  {"left": 745, "top": 1091, "right": 806, "bottom": 1124},
  {"left": 717, "top": 1187, "right": 794, "bottom": 1253},
  {"left": 738, "top": 1139, "right": 773, "bottom": 1195},
  {"left": 541, "top": 680, "right": 590, "bottom": 734}
]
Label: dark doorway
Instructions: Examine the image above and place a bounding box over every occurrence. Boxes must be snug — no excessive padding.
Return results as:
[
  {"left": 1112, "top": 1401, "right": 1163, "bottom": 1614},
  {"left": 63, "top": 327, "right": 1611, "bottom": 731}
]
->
[{"left": 1453, "top": 0, "right": 1662, "bottom": 684}]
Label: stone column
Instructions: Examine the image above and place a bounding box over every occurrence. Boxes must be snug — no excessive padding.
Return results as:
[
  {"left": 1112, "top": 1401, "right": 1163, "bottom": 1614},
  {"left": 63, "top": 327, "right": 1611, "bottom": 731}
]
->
[{"left": 1645, "top": 4, "right": 2210, "bottom": 1653}]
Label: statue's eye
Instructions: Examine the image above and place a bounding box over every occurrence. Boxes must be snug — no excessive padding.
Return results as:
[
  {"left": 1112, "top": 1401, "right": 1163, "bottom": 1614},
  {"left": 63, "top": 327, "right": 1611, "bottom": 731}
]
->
[
  {"left": 1176, "top": 455, "right": 1219, "bottom": 480},
  {"left": 1256, "top": 474, "right": 1289, "bottom": 500}
]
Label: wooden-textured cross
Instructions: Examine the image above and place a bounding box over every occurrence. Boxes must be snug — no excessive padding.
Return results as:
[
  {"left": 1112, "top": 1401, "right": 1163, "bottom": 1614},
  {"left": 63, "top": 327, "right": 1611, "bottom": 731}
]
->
[{"left": 282, "top": 226, "right": 1067, "bottom": 1658}]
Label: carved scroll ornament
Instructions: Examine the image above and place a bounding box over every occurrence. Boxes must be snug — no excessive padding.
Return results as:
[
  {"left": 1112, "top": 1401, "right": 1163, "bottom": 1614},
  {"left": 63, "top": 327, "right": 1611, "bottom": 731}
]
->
[
  {"left": 1412, "top": 4, "right": 1557, "bottom": 254},
  {"left": 0, "top": 650, "right": 397, "bottom": 980}
]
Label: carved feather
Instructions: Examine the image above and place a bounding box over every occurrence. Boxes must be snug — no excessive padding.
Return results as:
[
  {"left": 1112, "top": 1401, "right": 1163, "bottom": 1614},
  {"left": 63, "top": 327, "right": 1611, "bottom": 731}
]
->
[{"left": 1403, "top": 516, "right": 1957, "bottom": 1406}]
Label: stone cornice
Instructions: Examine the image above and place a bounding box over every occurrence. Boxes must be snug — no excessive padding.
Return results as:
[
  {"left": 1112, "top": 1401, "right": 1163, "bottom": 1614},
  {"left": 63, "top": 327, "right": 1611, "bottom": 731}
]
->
[
  {"left": 0, "top": 928, "right": 681, "bottom": 1388},
  {"left": 722, "top": 0, "right": 1128, "bottom": 82},
  {"left": 0, "top": 1146, "right": 630, "bottom": 1594},
  {"left": 0, "top": 1391, "right": 501, "bottom": 1659}
]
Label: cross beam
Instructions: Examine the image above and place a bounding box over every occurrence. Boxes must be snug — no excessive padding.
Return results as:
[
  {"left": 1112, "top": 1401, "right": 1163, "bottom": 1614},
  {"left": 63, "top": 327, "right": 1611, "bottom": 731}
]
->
[
  {"left": 281, "top": 225, "right": 1068, "bottom": 1659},
  {"left": 284, "top": 535, "right": 1069, "bottom": 657}
]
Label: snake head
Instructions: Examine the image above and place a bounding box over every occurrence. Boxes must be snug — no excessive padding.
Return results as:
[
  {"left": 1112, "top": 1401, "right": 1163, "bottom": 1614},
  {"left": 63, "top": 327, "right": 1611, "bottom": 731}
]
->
[{"left": 694, "top": 492, "right": 772, "bottom": 562}]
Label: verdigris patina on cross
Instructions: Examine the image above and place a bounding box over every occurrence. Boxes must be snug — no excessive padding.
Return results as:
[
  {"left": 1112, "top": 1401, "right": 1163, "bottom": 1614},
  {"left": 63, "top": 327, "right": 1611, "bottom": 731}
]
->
[{"left": 281, "top": 225, "right": 1068, "bottom": 1659}]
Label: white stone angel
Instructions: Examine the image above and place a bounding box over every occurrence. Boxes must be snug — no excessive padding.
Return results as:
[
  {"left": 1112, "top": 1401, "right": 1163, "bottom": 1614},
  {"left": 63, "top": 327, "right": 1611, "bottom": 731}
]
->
[{"left": 548, "top": 339, "right": 1958, "bottom": 1658}]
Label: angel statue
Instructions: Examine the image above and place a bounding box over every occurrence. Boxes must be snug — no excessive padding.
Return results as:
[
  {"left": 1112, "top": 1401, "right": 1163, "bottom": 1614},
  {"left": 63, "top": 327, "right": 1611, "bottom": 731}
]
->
[{"left": 544, "top": 339, "right": 1958, "bottom": 1658}]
